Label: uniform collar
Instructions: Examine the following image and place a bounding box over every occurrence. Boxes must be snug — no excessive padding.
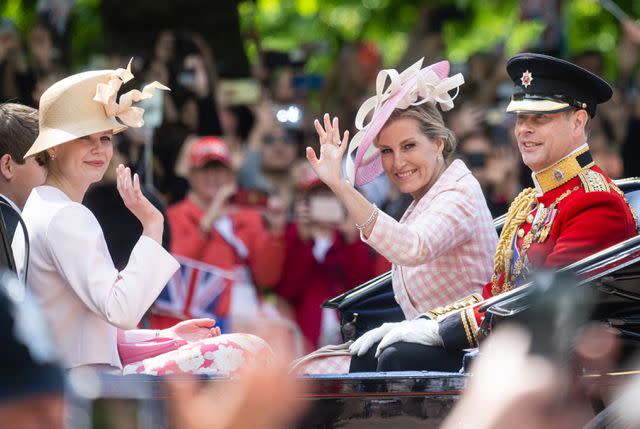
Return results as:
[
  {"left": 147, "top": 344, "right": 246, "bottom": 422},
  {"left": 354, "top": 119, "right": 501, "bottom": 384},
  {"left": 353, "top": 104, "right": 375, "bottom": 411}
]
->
[
  {"left": 0, "top": 193, "right": 21, "bottom": 214},
  {"left": 531, "top": 143, "right": 593, "bottom": 195}
]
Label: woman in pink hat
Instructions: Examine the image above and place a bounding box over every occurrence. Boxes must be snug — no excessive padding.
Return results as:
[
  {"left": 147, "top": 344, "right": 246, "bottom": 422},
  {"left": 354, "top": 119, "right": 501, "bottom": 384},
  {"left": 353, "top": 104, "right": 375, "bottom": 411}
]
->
[
  {"left": 19, "top": 61, "right": 271, "bottom": 375},
  {"left": 296, "top": 59, "right": 498, "bottom": 373}
]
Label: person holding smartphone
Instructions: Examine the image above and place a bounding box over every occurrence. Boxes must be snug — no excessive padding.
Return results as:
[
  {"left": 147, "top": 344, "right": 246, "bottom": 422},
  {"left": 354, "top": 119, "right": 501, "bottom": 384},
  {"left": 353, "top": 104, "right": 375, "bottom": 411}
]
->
[
  {"left": 276, "top": 167, "right": 374, "bottom": 350},
  {"left": 164, "top": 136, "right": 287, "bottom": 330},
  {"left": 295, "top": 59, "right": 498, "bottom": 374}
]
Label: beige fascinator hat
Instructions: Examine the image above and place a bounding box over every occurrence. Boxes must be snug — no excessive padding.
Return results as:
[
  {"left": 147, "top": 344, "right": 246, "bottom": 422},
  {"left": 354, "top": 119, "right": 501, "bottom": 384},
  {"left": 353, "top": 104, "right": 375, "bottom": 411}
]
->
[{"left": 24, "top": 59, "right": 169, "bottom": 158}]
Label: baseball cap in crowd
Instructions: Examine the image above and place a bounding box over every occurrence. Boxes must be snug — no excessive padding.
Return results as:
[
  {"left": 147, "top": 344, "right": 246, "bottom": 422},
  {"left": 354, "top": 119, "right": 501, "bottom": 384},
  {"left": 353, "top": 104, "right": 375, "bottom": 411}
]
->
[
  {"left": 505, "top": 53, "right": 612, "bottom": 118},
  {"left": 189, "top": 136, "right": 232, "bottom": 169},
  {"left": 0, "top": 270, "right": 63, "bottom": 403},
  {"left": 345, "top": 58, "right": 465, "bottom": 186}
]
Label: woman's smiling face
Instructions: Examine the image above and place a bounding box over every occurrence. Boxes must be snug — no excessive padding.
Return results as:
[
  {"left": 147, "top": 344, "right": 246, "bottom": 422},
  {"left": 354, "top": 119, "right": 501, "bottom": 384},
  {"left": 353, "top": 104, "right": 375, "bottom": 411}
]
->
[
  {"left": 377, "top": 117, "right": 443, "bottom": 201},
  {"left": 52, "top": 130, "right": 114, "bottom": 187}
]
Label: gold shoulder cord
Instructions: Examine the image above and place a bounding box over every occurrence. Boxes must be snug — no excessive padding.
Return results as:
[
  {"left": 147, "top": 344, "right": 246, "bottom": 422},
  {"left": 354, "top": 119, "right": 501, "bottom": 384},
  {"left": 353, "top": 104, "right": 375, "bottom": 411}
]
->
[
  {"left": 491, "top": 188, "right": 537, "bottom": 296},
  {"left": 610, "top": 184, "right": 640, "bottom": 232}
]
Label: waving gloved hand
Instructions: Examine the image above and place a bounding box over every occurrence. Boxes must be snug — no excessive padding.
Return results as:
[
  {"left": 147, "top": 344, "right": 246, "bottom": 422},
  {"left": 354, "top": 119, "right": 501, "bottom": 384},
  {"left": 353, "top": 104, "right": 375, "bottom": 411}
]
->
[
  {"left": 374, "top": 318, "right": 442, "bottom": 358},
  {"left": 349, "top": 322, "right": 399, "bottom": 357}
]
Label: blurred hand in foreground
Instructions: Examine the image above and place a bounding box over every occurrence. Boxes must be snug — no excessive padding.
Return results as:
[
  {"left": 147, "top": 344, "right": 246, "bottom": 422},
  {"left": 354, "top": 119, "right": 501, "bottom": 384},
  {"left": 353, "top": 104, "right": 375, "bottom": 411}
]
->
[
  {"left": 166, "top": 322, "right": 308, "bottom": 429},
  {"left": 441, "top": 325, "right": 597, "bottom": 429}
]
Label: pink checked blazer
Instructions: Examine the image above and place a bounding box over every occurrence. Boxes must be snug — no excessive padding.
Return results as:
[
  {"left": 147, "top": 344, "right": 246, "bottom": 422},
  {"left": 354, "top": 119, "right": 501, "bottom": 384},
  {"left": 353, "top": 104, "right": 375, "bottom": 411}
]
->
[{"left": 364, "top": 160, "right": 498, "bottom": 319}]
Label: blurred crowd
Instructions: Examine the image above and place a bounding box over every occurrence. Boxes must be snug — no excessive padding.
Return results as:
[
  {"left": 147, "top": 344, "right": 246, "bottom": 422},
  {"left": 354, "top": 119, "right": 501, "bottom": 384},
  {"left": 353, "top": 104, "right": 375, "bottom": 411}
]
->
[{"left": 3, "top": 10, "right": 640, "bottom": 354}]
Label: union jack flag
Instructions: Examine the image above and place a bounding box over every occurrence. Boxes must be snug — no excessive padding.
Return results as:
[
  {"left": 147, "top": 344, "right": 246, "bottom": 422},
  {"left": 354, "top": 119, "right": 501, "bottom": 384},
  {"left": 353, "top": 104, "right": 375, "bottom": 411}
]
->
[{"left": 152, "top": 256, "right": 233, "bottom": 332}]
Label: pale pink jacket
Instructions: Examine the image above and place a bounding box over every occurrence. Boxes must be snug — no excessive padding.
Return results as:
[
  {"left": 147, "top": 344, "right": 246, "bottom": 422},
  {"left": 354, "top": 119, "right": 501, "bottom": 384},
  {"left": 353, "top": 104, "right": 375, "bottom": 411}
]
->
[
  {"left": 22, "top": 186, "right": 179, "bottom": 369},
  {"left": 363, "top": 160, "right": 497, "bottom": 319}
]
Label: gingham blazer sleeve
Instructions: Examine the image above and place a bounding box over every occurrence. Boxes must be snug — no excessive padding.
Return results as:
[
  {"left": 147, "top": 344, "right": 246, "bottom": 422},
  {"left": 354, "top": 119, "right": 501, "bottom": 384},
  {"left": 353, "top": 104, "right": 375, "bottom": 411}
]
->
[{"left": 363, "top": 184, "right": 475, "bottom": 267}]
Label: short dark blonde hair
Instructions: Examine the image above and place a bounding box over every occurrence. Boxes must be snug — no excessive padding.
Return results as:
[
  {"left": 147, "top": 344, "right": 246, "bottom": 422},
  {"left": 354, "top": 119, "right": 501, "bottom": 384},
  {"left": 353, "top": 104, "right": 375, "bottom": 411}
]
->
[{"left": 382, "top": 102, "right": 457, "bottom": 159}]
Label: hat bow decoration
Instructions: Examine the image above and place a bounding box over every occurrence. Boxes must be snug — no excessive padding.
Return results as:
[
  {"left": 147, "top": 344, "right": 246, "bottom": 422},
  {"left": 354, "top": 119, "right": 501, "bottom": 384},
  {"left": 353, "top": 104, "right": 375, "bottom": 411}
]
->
[
  {"left": 345, "top": 58, "right": 464, "bottom": 186},
  {"left": 93, "top": 58, "right": 170, "bottom": 128}
]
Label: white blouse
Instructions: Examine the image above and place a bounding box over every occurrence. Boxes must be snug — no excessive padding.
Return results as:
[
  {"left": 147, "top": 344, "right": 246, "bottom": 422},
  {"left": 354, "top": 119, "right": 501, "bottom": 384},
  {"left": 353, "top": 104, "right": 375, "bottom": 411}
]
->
[{"left": 22, "top": 186, "right": 179, "bottom": 369}]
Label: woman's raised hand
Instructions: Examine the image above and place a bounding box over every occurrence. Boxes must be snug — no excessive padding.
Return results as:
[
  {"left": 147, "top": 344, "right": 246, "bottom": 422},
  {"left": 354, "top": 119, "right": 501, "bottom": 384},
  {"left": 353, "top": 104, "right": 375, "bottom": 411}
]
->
[
  {"left": 116, "top": 164, "right": 164, "bottom": 243},
  {"left": 307, "top": 113, "right": 349, "bottom": 189}
]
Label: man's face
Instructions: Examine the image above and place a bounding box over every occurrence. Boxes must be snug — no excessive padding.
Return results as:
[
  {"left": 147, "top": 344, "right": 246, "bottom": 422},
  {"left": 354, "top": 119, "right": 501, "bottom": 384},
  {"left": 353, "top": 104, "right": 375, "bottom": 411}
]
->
[{"left": 514, "top": 111, "right": 582, "bottom": 172}]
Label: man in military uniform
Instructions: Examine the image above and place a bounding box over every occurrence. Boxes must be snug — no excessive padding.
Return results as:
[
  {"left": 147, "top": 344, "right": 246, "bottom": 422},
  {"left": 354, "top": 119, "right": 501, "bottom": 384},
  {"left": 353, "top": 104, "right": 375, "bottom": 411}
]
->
[{"left": 349, "top": 53, "right": 639, "bottom": 372}]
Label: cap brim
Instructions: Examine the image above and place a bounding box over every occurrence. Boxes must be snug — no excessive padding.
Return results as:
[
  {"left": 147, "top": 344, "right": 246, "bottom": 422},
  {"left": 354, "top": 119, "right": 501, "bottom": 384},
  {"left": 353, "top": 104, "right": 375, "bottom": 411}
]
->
[{"left": 506, "top": 98, "right": 571, "bottom": 114}]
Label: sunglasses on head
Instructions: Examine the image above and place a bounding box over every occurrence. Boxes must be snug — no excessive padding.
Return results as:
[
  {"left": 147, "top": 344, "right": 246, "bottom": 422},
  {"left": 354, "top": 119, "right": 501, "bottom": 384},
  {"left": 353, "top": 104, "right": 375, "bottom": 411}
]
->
[{"left": 263, "top": 134, "right": 295, "bottom": 145}]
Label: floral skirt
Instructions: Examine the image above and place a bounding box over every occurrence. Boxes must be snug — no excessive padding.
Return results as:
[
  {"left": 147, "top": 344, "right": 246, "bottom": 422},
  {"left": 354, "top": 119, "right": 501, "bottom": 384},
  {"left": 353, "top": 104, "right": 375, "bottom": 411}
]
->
[{"left": 122, "top": 333, "right": 271, "bottom": 376}]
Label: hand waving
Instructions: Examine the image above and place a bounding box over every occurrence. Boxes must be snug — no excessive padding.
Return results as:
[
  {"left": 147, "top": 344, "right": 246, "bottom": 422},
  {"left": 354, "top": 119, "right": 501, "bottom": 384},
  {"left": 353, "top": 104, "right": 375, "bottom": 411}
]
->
[
  {"left": 116, "top": 164, "right": 164, "bottom": 243},
  {"left": 306, "top": 113, "right": 349, "bottom": 189}
]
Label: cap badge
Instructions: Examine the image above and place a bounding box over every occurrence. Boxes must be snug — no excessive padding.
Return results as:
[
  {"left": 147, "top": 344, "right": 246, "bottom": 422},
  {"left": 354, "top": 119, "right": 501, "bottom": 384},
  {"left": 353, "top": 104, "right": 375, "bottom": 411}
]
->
[
  {"left": 553, "top": 168, "right": 564, "bottom": 182},
  {"left": 520, "top": 70, "right": 533, "bottom": 88}
]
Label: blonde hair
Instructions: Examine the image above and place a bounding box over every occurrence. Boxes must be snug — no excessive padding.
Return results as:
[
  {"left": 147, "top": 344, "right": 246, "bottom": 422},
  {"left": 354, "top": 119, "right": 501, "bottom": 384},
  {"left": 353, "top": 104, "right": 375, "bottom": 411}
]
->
[{"left": 383, "top": 102, "right": 457, "bottom": 159}]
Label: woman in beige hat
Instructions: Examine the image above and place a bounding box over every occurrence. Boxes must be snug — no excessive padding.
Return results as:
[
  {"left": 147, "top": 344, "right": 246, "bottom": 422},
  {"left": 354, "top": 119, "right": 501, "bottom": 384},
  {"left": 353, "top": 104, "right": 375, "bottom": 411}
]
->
[{"left": 20, "top": 61, "right": 271, "bottom": 375}]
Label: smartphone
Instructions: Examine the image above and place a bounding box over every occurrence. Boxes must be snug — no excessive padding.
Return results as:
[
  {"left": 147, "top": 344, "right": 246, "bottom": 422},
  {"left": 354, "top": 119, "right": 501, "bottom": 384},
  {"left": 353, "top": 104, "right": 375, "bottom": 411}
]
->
[
  {"left": 177, "top": 68, "right": 196, "bottom": 87},
  {"left": 218, "top": 79, "right": 261, "bottom": 105},
  {"left": 309, "top": 196, "right": 345, "bottom": 224},
  {"left": 291, "top": 74, "right": 324, "bottom": 91}
]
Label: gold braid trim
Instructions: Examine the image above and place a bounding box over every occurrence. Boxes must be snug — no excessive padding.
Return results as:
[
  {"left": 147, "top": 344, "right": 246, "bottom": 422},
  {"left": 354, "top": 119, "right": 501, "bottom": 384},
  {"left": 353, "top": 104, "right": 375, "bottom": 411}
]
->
[
  {"left": 491, "top": 188, "right": 537, "bottom": 296},
  {"left": 460, "top": 311, "right": 474, "bottom": 349},
  {"left": 421, "top": 293, "right": 483, "bottom": 321},
  {"left": 610, "top": 183, "right": 640, "bottom": 233}
]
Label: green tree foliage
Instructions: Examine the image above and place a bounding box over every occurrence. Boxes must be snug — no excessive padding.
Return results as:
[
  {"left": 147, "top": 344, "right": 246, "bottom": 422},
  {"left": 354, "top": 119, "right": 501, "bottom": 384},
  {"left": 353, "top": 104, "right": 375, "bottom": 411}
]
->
[
  {"left": 69, "top": 0, "right": 103, "bottom": 69},
  {"left": 239, "top": 0, "right": 638, "bottom": 78},
  {"left": 3, "top": 0, "right": 638, "bottom": 78},
  {"left": 1, "top": 0, "right": 37, "bottom": 32}
]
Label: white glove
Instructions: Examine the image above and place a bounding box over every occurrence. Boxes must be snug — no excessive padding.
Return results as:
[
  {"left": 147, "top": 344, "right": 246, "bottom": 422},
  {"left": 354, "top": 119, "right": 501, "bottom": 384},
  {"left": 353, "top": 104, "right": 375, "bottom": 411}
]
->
[
  {"left": 375, "top": 318, "right": 442, "bottom": 358},
  {"left": 349, "top": 322, "right": 399, "bottom": 357}
]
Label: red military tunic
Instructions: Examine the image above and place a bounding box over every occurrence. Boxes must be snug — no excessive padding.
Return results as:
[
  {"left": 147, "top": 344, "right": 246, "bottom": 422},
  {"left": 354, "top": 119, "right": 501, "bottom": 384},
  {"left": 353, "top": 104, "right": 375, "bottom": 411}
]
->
[{"left": 434, "top": 147, "right": 638, "bottom": 352}]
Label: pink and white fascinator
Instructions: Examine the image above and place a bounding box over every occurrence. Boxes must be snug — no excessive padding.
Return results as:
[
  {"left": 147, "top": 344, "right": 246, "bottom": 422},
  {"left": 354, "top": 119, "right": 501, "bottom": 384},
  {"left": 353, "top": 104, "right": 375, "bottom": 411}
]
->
[{"left": 345, "top": 58, "right": 464, "bottom": 186}]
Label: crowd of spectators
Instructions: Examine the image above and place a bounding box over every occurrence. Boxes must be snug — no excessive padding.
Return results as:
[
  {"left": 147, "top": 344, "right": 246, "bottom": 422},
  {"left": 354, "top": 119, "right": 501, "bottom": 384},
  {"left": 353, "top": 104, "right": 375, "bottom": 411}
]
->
[{"left": 3, "top": 10, "right": 640, "bottom": 353}]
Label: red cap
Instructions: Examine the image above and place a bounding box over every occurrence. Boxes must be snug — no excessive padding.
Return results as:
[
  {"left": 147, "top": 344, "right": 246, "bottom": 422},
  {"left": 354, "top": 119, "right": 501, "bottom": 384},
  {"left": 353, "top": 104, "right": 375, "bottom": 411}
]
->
[{"left": 189, "top": 136, "right": 231, "bottom": 168}]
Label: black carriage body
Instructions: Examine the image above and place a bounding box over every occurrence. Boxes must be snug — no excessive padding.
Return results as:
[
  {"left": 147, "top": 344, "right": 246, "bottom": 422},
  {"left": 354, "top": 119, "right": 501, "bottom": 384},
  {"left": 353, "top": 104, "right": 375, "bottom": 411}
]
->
[{"left": 63, "top": 178, "right": 640, "bottom": 428}]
